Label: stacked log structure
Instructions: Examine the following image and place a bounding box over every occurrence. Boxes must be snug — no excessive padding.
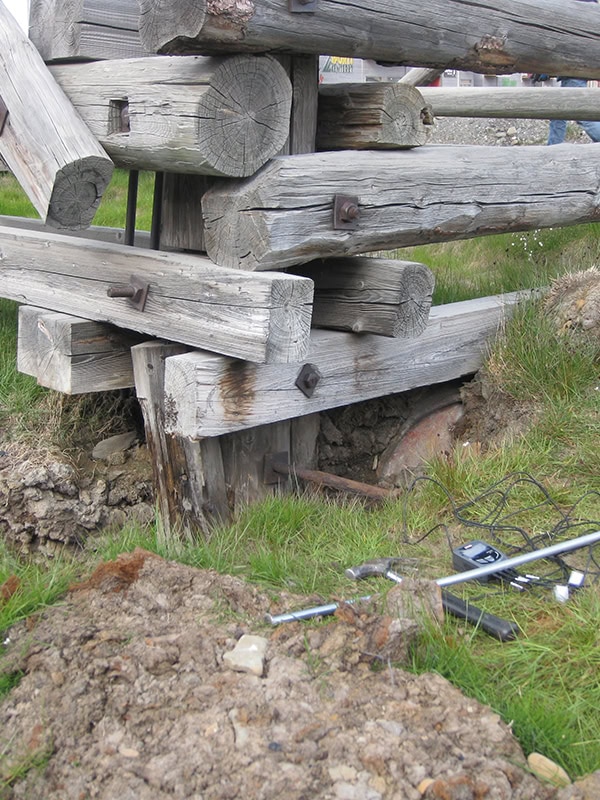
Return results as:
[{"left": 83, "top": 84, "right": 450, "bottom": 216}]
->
[{"left": 3, "top": 0, "right": 600, "bottom": 533}]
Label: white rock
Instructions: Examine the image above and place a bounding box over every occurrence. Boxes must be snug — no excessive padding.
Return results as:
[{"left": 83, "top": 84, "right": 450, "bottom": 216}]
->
[{"left": 223, "top": 634, "right": 268, "bottom": 677}]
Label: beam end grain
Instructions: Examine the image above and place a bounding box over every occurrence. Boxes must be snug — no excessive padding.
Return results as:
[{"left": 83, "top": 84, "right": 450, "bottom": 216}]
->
[{"left": 138, "top": 0, "right": 207, "bottom": 54}]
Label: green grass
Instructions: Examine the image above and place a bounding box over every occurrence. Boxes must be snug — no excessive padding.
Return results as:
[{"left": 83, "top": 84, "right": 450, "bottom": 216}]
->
[{"left": 2, "top": 173, "right": 600, "bottom": 780}]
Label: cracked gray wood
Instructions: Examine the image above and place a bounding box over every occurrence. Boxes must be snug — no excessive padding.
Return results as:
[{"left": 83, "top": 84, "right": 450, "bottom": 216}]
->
[
  {"left": 202, "top": 144, "right": 600, "bottom": 271},
  {"left": 292, "top": 258, "right": 435, "bottom": 338},
  {"left": 50, "top": 54, "right": 292, "bottom": 177},
  {"left": 138, "top": 0, "right": 600, "bottom": 80},
  {"left": 29, "top": 0, "right": 147, "bottom": 61},
  {"left": 162, "top": 293, "right": 524, "bottom": 438},
  {"left": 0, "top": 3, "right": 113, "bottom": 230},
  {"left": 317, "top": 84, "right": 433, "bottom": 150},
  {"left": 0, "top": 226, "right": 313, "bottom": 364},
  {"left": 421, "top": 86, "right": 600, "bottom": 120}
]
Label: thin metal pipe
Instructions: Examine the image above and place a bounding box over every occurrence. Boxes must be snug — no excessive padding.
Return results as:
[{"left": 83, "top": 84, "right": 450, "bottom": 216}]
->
[
  {"left": 150, "top": 171, "right": 164, "bottom": 250},
  {"left": 124, "top": 170, "right": 139, "bottom": 247},
  {"left": 266, "top": 530, "right": 600, "bottom": 625},
  {"left": 437, "top": 530, "right": 600, "bottom": 587}
]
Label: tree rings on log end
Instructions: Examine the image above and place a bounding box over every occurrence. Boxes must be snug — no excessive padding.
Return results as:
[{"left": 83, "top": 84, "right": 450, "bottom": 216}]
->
[
  {"left": 197, "top": 55, "right": 292, "bottom": 177},
  {"left": 47, "top": 157, "right": 114, "bottom": 230}
]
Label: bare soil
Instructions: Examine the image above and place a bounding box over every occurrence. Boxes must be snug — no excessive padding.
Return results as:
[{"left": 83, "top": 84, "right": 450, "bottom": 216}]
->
[{"left": 2, "top": 548, "right": 592, "bottom": 800}]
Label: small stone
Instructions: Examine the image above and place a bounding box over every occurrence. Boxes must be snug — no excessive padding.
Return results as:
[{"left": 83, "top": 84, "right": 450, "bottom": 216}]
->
[
  {"left": 507, "top": 126, "right": 517, "bottom": 136},
  {"left": 527, "top": 752, "right": 571, "bottom": 787},
  {"left": 119, "top": 746, "right": 140, "bottom": 758},
  {"left": 223, "top": 634, "right": 268, "bottom": 676},
  {"left": 417, "top": 778, "right": 434, "bottom": 794},
  {"left": 92, "top": 432, "right": 139, "bottom": 462}
]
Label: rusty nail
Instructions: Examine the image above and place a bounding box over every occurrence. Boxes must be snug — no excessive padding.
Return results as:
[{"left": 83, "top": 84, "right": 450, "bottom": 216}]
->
[{"left": 107, "top": 275, "right": 149, "bottom": 312}]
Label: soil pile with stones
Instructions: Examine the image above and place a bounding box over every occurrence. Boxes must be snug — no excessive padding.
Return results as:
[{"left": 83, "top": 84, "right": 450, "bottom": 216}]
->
[{"left": 3, "top": 549, "right": 599, "bottom": 800}]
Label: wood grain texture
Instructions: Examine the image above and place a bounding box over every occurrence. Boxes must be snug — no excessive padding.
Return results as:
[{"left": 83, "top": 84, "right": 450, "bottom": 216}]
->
[
  {"left": 0, "top": 215, "right": 151, "bottom": 248},
  {"left": 0, "top": 4, "right": 113, "bottom": 230},
  {"left": 317, "top": 84, "right": 433, "bottom": 150},
  {"left": 422, "top": 86, "right": 600, "bottom": 120},
  {"left": 50, "top": 55, "right": 292, "bottom": 177},
  {"left": 292, "top": 258, "right": 435, "bottom": 338},
  {"left": 162, "top": 293, "right": 524, "bottom": 438},
  {"left": 0, "top": 226, "right": 314, "bottom": 364},
  {"left": 137, "top": 0, "right": 600, "bottom": 80},
  {"left": 17, "top": 306, "right": 144, "bottom": 393},
  {"left": 202, "top": 144, "right": 600, "bottom": 270},
  {"left": 29, "top": 0, "right": 147, "bottom": 61}
]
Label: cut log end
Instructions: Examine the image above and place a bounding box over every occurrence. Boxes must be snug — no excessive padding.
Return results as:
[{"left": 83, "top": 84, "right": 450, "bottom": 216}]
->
[
  {"left": 265, "top": 276, "right": 314, "bottom": 363},
  {"left": 393, "top": 261, "right": 435, "bottom": 338},
  {"left": 47, "top": 157, "right": 114, "bottom": 230},
  {"left": 138, "top": 0, "right": 206, "bottom": 53},
  {"left": 197, "top": 55, "right": 292, "bottom": 177}
]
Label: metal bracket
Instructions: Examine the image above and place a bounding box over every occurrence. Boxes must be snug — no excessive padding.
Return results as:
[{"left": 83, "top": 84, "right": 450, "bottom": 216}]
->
[
  {"left": 333, "top": 194, "right": 360, "bottom": 230},
  {"left": 0, "top": 96, "right": 8, "bottom": 136},
  {"left": 106, "top": 274, "right": 149, "bottom": 312},
  {"left": 295, "top": 363, "right": 321, "bottom": 397},
  {"left": 288, "top": 0, "right": 317, "bottom": 11}
]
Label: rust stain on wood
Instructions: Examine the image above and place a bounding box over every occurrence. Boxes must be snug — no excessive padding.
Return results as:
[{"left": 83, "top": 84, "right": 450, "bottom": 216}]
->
[
  {"left": 219, "top": 360, "right": 256, "bottom": 424},
  {"left": 474, "top": 34, "right": 514, "bottom": 68}
]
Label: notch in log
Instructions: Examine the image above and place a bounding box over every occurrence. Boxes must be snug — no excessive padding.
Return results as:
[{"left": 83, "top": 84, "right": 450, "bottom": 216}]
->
[
  {"left": 49, "top": 54, "right": 292, "bottom": 177},
  {"left": 0, "top": 4, "right": 113, "bottom": 230}
]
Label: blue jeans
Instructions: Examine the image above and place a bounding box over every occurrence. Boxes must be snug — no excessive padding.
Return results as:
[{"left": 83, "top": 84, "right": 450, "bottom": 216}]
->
[{"left": 547, "top": 78, "right": 600, "bottom": 144}]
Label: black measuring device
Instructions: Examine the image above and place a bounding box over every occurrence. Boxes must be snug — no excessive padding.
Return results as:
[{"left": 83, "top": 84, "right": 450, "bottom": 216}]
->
[{"left": 452, "top": 540, "right": 540, "bottom": 590}]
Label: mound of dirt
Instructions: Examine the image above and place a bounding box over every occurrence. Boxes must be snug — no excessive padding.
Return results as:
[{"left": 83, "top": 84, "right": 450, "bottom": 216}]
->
[{"left": 1, "top": 550, "right": 596, "bottom": 800}]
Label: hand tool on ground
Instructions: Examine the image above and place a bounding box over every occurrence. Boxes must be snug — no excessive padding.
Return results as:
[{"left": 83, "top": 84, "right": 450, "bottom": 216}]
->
[
  {"left": 344, "top": 557, "right": 519, "bottom": 641},
  {"left": 265, "top": 530, "right": 600, "bottom": 629}
]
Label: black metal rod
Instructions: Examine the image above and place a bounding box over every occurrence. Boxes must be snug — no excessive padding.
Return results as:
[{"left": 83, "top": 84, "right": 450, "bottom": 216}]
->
[
  {"left": 150, "top": 171, "right": 164, "bottom": 250},
  {"left": 125, "top": 170, "right": 139, "bottom": 247}
]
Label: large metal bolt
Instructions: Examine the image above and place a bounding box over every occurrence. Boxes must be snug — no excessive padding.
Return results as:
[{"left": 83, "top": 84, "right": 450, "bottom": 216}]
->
[{"left": 338, "top": 200, "right": 360, "bottom": 222}]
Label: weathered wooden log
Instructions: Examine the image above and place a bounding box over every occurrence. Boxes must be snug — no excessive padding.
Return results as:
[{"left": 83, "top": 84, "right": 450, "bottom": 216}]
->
[
  {"left": 292, "top": 258, "right": 435, "bottom": 338},
  {"left": 202, "top": 144, "right": 600, "bottom": 271},
  {"left": 0, "top": 215, "right": 151, "bottom": 248},
  {"left": 17, "top": 306, "right": 144, "bottom": 393},
  {"left": 399, "top": 68, "right": 445, "bottom": 88},
  {"left": 421, "top": 87, "right": 600, "bottom": 120},
  {"left": 50, "top": 55, "right": 292, "bottom": 177},
  {"left": 163, "top": 293, "right": 524, "bottom": 438},
  {"left": 29, "top": 0, "right": 147, "bottom": 61},
  {"left": 0, "top": 4, "right": 113, "bottom": 230},
  {"left": 138, "top": 0, "right": 600, "bottom": 80},
  {"left": 0, "top": 226, "right": 313, "bottom": 364},
  {"left": 317, "top": 84, "right": 433, "bottom": 150}
]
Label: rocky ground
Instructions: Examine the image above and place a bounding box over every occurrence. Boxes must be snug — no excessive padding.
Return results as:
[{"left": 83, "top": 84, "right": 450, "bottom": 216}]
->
[{"left": 1, "top": 118, "right": 600, "bottom": 799}]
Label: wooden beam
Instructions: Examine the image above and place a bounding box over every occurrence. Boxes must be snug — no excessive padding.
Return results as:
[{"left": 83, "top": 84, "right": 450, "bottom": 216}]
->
[
  {"left": 317, "top": 84, "right": 433, "bottom": 150},
  {"left": 162, "top": 293, "right": 523, "bottom": 438},
  {"left": 399, "top": 68, "right": 445, "bottom": 88},
  {"left": 0, "top": 4, "right": 113, "bottom": 230},
  {"left": 0, "top": 226, "right": 313, "bottom": 364},
  {"left": 137, "top": 0, "right": 600, "bottom": 80},
  {"left": 421, "top": 86, "right": 600, "bottom": 120},
  {"left": 17, "top": 306, "right": 144, "bottom": 393},
  {"left": 292, "top": 258, "right": 434, "bottom": 338},
  {"left": 50, "top": 55, "right": 292, "bottom": 177},
  {"left": 29, "top": 0, "right": 147, "bottom": 62},
  {"left": 202, "top": 144, "right": 600, "bottom": 271},
  {"left": 0, "top": 215, "right": 151, "bottom": 248}
]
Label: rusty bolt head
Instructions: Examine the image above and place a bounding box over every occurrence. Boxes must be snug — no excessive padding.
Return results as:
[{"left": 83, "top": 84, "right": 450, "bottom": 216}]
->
[{"left": 339, "top": 200, "right": 359, "bottom": 222}]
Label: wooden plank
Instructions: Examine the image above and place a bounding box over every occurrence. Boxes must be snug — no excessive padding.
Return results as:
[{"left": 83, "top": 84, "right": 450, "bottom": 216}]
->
[
  {"left": 0, "top": 215, "right": 151, "bottom": 248},
  {"left": 202, "top": 143, "right": 600, "bottom": 270},
  {"left": 131, "top": 340, "right": 230, "bottom": 538},
  {"left": 0, "top": 4, "right": 113, "bottom": 230},
  {"left": 162, "top": 293, "right": 524, "bottom": 438},
  {"left": 292, "top": 258, "right": 435, "bottom": 338},
  {"left": 0, "top": 226, "right": 314, "bottom": 364},
  {"left": 159, "top": 174, "right": 209, "bottom": 253},
  {"left": 137, "top": 0, "right": 600, "bottom": 80},
  {"left": 421, "top": 86, "right": 600, "bottom": 120},
  {"left": 29, "top": 0, "right": 147, "bottom": 62},
  {"left": 317, "top": 84, "right": 433, "bottom": 150},
  {"left": 17, "top": 306, "right": 144, "bottom": 393},
  {"left": 49, "top": 55, "right": 292, "bottom": 177}
]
